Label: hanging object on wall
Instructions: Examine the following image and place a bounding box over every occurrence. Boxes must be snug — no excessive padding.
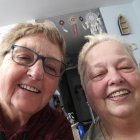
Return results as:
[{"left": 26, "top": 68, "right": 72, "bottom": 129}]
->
[
  {"left": 68, "top": 16, "right": 79, "bottom": 37},
  {"left": 59, "top": 20, "right": 69, "bottom": 33},
  {"left": 79, "top": 16, "right": 87, "bottom": 30},
  {"left": 118, "top": 15, "right": 131, "bottom": 35},
  {"left": 85, "top": 12, "right": 103, "bottom": 35}
]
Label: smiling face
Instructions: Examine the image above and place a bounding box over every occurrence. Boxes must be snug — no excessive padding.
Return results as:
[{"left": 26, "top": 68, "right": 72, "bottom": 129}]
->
[
  {"left": 0, "top": 34, "right": 62, "bottom": 116},
  {"left": 84, "top": 40, "right": 140, "bottom": 119}
]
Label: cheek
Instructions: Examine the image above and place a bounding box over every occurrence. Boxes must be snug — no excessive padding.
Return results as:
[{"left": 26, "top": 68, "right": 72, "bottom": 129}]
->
[
  {"left": 85, "top": 81, "right": 106, "bottom": 104},
  {"left": 1, "top": 66, "right": 24, "bottom": 84},
  {"left": 126, "top": 72, "right": 140, "bottom": 89},
  {"left": 2, "top": 71, "right": 24, "bottom": 90},
  {"left": 42, "top": 78, "right": 59, "bottom": 99},
  {"left": 0, "top": 66, "right": 24, "bottom": 103},
  {"left": 0, "top": 56, "right": 23, "bottom": 82}
]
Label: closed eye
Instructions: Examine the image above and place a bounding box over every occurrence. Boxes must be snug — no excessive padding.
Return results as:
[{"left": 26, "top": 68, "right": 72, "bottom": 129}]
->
[
  {"left": 89, "top": 72, "right": 106, "bottom": 81},
  {"left": 15, "top": 54, "right": 33, "bottom": 62},
  {"left": 44, "top": 64, "right": 58, "bottom": 74},
  {"left": 119, "top": 66, "right": 134, "bottom": 72}
]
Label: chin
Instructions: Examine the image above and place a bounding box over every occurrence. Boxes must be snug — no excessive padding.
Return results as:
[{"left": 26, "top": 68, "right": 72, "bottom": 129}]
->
[
  {"left": 13, "top": 101, "right": 41, "bottom": 115},
  {"left": 110, "top": 106, "right": 133, "bottom": 118}
]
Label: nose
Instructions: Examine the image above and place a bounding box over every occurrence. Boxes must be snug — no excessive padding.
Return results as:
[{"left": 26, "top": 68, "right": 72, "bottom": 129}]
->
[
  {"left": 108, "top": 69, "right": 124, "bottom": 86},
  {"left": 27, "top": 60, "right": 44, "bottom": 80}
]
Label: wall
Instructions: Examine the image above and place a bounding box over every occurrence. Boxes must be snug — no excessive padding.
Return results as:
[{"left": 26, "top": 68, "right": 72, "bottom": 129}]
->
[
  {"left": 0, "top": 24, "right": 16, "bottom": 43},
  {"left": 133, "top": 0, "right": 140, "bottom": 23},
  {"left": 0, "top": 1, "right": 140, "bottom": 64},
  {"left": 100, "top": 2, "right": 140, "bottom": 65},
  {"left": 0, "top": 20, "right": 35, "bottom": 43}
]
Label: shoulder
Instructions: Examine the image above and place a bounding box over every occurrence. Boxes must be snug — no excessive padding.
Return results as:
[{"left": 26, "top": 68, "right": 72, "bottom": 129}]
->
[
  {"left": 83, "top": 121, "right": 105, "bottom": 140},
  {"left": 46, "top": 105, "right": 68, "bottom": 122},
  {"left": 45, "top": 106, "right": 71, "bottom": 129},
  {"left": 45, "top": 106, "right": 74, "bottom": 140}
]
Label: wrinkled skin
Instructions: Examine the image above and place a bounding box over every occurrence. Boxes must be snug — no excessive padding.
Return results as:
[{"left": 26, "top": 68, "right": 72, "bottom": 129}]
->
[
  {"left": 84, "top": 40, "right": 140, "bottom": 120},
  {"left": 0, "top": 34, "right": 62, "bottom": 128}
]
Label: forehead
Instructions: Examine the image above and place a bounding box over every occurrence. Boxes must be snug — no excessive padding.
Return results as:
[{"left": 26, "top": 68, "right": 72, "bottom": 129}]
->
[
  {"left": 85, "top": 40, "right": 130, "bottom": 62},
  {"left": 14, "top": 34, "right": 62, "bottom": 60}
]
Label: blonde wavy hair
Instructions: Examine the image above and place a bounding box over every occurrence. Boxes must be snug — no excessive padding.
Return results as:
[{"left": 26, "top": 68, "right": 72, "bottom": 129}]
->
[{"left": 0, "top": 21, "right": 66, "bottom": 64}]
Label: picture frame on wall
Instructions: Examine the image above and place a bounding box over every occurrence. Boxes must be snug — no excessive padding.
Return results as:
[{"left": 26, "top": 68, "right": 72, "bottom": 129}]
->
[{"left": 118, "top": 15, "right": 131, "bottom": 35}]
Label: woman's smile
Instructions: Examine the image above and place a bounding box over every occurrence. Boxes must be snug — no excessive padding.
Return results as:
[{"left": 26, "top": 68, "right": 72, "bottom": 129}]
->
[
  {"left": 18, "top": 83, "right": 40, "bottom": 93},
  {"left": 107, "top": 89, "right": 131, "bottom": 101}
]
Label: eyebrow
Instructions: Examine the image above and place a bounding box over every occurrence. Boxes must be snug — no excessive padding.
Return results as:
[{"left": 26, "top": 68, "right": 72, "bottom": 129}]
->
[{"left": 14, "top": 44, "right": 63, "bottom": 62}]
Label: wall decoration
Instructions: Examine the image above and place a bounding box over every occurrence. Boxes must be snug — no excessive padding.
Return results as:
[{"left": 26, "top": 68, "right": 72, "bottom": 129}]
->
[
  {"left": 68, "top": 16, "right": 79, "bottom": 37},
  {"left": 118, "top": 15, "right": 131, "bottom": 35},
  {"left": 79, "top": 16, "right": 87, "bottom": 30},
  {"left": 85, "top": 12, "right": 103, "bottom": 35},
  {"left": 35, "top": 9, "right": 107, "bottom": 67},
  {"left": 59, "top": 20, "right": 69, "bottom": 33}
]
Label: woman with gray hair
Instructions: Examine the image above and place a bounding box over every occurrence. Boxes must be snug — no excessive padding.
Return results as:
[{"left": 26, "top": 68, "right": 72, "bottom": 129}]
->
[{"left": 78, "top": 33, "right": 140, "bottom": 140}]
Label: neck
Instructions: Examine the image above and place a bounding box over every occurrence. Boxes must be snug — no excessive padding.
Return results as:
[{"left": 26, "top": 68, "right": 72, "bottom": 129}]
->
[
  {"left": 100, "top": 118, "right": 140, "bottom": 140},
  {"left": 100, "top": 121, "right": 112, "bottom": 140},
  {"left": 0, "top": 105, "right": 30, "bottom": 134}
]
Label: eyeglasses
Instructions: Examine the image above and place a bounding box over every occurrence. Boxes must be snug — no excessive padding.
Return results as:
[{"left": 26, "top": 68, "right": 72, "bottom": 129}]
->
[{"left": 10, "top": 45, "right": 66, "bottom": 77}]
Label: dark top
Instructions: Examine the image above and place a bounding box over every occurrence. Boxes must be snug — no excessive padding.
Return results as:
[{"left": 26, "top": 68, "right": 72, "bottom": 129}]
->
[{"left": 0, "top": 105, "right": 74, "bottom": 140}]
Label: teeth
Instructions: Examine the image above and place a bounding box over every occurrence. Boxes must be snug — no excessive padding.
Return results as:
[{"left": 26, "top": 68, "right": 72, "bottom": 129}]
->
[
  {"left": 109, "top": 90, "right": 129, "bottom": 98},
  {"left": 19, "top": 84, "right": 40, "bottom": 93}
]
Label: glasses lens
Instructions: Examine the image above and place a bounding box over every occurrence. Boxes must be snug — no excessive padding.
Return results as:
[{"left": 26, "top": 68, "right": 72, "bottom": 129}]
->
[
  {"left": 12, "top": 46, "right": 36, "bottom": 66},
  {"left": 12, "top": 45, "right": 65, "bottom": 77},
  {"left": 44, "top": 58, "right": 65, "bottom": 76}
]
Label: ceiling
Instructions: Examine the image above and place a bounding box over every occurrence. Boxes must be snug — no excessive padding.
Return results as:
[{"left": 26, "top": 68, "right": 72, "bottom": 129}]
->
[{"left": 0, "top": 0, "right": 134, "bottom": 27}]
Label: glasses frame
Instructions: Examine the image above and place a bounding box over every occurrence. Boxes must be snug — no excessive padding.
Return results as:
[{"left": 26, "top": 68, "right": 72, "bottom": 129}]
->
[{"left": 10, "top": 45, "right": 66, "bottom": 77}]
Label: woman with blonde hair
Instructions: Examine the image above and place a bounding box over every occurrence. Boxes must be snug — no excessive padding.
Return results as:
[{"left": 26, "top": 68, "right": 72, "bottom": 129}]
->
[{"left": 0, "top": 22, "right": 74, "bottom": 140}]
